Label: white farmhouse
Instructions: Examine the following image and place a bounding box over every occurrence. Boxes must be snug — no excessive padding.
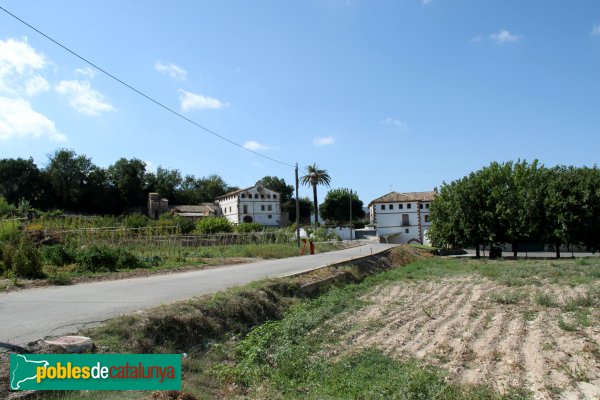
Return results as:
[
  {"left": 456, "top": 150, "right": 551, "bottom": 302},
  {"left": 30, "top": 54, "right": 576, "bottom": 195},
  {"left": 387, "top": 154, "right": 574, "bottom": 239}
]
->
[
  {"left": 215, "top": 183, "right": 282, "bottom": 226},
  {"left": 369, "top": 191, "right": 436, "bottom": 244}
]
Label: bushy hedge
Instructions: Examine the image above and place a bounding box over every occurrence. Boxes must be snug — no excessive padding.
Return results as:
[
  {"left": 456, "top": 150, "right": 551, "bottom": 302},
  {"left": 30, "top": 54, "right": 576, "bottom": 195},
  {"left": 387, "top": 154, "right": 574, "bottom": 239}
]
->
[
  {"left": 158, "top": 213, "right": 196, "bottom": 234},
  {"left": 40, "top": 244, "right": 76, "bottom": 267},
  {"left": 12, "top": 238, "right": 44, "bottom": 279},
  {"left": 236, "top": 222, "right": 264, "bottom": 233},
  {"left": 76, "top": 245, "right": 147, "bottom": 272},
  {"left": 195, "top": 217, "right": 233, "bottom": 234},
  {"left": 37, "top": 243, "right": 151, "bottom": 274}
]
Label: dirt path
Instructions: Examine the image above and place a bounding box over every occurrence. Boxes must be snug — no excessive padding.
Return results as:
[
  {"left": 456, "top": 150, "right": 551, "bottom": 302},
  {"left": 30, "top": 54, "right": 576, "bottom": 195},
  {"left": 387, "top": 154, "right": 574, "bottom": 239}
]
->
[{"left": 331, "top": 276, "right": 600, "bottom": 399}]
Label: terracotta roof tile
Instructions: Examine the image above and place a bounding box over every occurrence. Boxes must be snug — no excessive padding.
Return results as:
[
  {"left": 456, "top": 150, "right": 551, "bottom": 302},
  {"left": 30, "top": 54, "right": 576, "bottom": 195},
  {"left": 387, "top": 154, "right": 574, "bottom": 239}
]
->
[{"left": 369, "top": 191, "right": 436, "bottom": 205}]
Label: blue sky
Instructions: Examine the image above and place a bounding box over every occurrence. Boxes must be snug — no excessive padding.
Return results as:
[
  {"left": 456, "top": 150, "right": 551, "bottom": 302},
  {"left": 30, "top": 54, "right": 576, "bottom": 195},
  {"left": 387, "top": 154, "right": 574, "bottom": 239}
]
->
[{"left": 1, "top": 0, "right": 599, "bottom": 204}]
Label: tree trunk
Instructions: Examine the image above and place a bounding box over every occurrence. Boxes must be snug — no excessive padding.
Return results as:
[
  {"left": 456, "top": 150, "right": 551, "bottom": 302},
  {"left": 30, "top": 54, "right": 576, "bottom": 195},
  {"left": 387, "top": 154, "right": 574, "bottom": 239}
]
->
[
  {"left": 556, "top": 241, "right": 561, "bottom": 258},
  {"left": 312, "top": 184, "right": 318, "bottom": 225},
  {"left": 513, "top": 241, "right": 518, "bottom": 258},
  {"left": 475, "top": 243, "right": 480, "bottom": 259}
]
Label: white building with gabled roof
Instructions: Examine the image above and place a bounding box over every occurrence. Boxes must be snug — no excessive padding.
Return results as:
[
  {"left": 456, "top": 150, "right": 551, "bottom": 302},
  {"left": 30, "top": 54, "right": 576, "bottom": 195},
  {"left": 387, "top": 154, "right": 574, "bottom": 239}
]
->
[
  {"left": 369, "top": 191, "right": 436, "bottom": 244},
  {"left": 215, "top": 183, "right": 282, "bottom": 226}
]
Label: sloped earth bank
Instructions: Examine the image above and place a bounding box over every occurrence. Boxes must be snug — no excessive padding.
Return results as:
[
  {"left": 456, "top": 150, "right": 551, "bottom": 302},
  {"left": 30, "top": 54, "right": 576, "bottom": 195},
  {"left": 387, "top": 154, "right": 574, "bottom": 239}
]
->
[{"left": 329, "top": 276, "right": 600, "bottom": 400}]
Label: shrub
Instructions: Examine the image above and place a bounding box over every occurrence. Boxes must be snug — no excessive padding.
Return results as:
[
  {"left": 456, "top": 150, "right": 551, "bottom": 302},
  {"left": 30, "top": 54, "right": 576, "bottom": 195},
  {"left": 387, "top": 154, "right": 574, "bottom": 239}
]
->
[
  {"left": 0, "top": 196, "right": 15, "bottom": 217},
  {"left": 40, "top": 244, "right": 76, "bottom": 267},
  {"left": 236, "top": 222, "right": 264, "bottom": 233},
  {"left": 115, "top": 249, "right": 147, "bottom": 270},
  {"left": 159, "top": 214, "right": 196, "bottom": 234},
  {"left": 0, "top": 220, "right": 23, "bottom": 242},
  {"left": 123, "top": 214, "right": 150, "bottom": 229},
  {"left": 76, "top": 245, "right": 147, "bottom": 272},
  {"left": 12, "top": 238, "right": 44, "bottom": 279},
  {"left": 77, "top": 245, "right": 120, "bottom": 272},
  {"left": 195, "top": 217, "right": 233, "bottom": 234}
]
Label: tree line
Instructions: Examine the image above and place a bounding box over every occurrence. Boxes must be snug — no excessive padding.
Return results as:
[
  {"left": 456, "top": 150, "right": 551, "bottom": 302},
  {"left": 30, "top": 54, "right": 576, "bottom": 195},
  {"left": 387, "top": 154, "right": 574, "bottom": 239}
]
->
[
  {"left": 428, "top": 160, "right": 600, "bottom": 257},
  {"left": 0, "top": 149, "right": 308, "bottom": 220}
]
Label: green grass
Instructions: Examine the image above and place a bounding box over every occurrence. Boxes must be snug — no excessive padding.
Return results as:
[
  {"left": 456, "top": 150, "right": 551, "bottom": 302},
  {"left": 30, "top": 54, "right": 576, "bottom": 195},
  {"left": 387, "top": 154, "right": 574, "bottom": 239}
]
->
[
  {"left": 489, "top": 289, "right": 529, "bottom": 305},
  {"left": 535, "top": 291, "right": 559, "bottom": 307},
  {"left": 387, "top": 257, "right": 600, "bottom": 287},
  {"left": 224, "top": 265, "right": 531, "bottom": 399}
]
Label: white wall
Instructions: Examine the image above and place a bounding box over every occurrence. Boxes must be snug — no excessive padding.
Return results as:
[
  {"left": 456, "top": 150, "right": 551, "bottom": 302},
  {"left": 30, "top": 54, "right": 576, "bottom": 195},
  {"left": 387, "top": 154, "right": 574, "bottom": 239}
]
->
[
  {"left": 371, "top": 201, "right": 431, "bottom": 244},
  {"left": 216, "top": 186, "right": 282, "bottom": 226}
]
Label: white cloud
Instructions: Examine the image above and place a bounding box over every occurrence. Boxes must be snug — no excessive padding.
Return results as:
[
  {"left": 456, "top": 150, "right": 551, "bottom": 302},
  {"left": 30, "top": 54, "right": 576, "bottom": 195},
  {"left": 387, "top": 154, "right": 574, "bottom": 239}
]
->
[
  {"left": 178, "top": 89, "right": 226, "bottom": 111},
  {"left": 0, "top": 96, "right": 66, "bottom": 142},
  {"left": 313, "top": 136, "right": 335, "bottom": 146},
  {"left": 469, "top": 35, "right": 484, "bottom": 43},
  {"left": 0, "top": 37, "right": 46, "bottom": 75},
  {"left": 25, "top": 75, "right": 50, "bottom": 96},
  {"left": 592, "top": 24, "right": 600, "bottom": 36},
  {"left": 75, "top": 66, "right": 96, "bottom": 78},
  {"left": 55, "top": 80, "right": 115, "bottom": 116},
  {"left": 0, "top": 37, "right": 47, "bottom": 94},
  {"left": 490, "top": 29, "right": 520, "bottom": 44},
  {"left": 155, "top": 62, "right": 187, "bottom": 81},
  {"left": 380, "top": 118, "right": 408, "bottom": 130},
  {"left": 243, "top": 141, "right": 268, "bottom": 151}
]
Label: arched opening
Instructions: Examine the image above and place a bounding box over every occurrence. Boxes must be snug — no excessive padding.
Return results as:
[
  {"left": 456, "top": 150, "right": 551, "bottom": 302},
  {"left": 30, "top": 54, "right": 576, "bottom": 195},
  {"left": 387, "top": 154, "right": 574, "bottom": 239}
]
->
[
  {"left": 243, "top": 215, "right": 253, "bottom": 223},
  {"left": 407, "top": 238, "right": 422, "bottom": 245}
]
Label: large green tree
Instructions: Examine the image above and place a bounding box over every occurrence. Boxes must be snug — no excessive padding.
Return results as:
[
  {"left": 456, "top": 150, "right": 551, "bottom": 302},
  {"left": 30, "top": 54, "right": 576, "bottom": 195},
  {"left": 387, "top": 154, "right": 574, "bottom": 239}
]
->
[
  {"left": 0, "top": 158, "right": 43, "bottom": 207},
  {"left": 146, "top": 166, "right": 183, "bottom": 202},
  {"left": 300, "top": 163, "right": 331, "bottom": 225},
  {"left": 107, "top": 158, "right": 148, "bottom": 211},
  {"left": 45, "top": 149, "right": 95, "bottom": 211},
  {"left": 429, "top": 161, "right": 600, "bottom": 258},
  {"left": 319, "top": 188, "right": 365, "bottom": 225}
]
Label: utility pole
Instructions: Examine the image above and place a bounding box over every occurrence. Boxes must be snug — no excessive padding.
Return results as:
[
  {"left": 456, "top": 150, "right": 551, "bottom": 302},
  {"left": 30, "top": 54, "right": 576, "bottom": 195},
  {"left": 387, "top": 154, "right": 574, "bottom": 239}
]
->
[
  {"left": 349, "top": 189, "right": 353, "bottom": 241},
  {"left": 295, "top": 163, "right": 300, "bottom": 247}
]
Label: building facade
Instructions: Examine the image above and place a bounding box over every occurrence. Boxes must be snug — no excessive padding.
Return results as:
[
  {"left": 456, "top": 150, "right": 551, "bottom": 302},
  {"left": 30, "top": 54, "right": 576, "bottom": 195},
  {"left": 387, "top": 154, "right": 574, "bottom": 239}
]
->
[
  {"left": 215, "top": 183, "right": 282, "bottom": 226},
  {"left": 369, "top": 191, "right": 435, "bottom": 244}
]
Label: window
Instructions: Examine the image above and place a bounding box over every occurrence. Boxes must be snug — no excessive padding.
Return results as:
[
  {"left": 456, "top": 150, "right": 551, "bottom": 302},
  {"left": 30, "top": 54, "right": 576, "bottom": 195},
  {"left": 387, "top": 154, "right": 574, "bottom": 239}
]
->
[
  {"left": 241, "top": 194, "right": 246, "bottom": 198},
  {"left": 407, "top": 203, "right": 412, "bottom": 209},
  {"left": 381, "top": 205, "right": 386, "bottom": 210},
  {"left": 243, "top": 205, "right": 248, "bottom": 214},
  {"left": 399, "top": 204, "right": 403, "bottom": 209},
  {"left": 261, "top": 194, "right": 264, "bottom": 199},
  {"left": 389, "top": 204, "right": 394, "bottom": 210},
  {"left": 267, "top": 194, "right": 271, "bottom": 199},
  {"left": 402, "top": 214, "right": 409, "bottom": 226},
  {"left": 419, "top": 204, "right": 423, "bottom": 209},
  {"left": 229, "top": 207, "right": 232, "bottom": 213},
  {"left": 255, "top": 194, "right": 259, "bottom": 199},
  {"left": 426, "top": 203, "right": 430, "bottom": 209},
  {"left": 268, "top": 214, "right": 272, "bottom": 219},
  {"left": 405, "top": 228, "right": 409, "bottom": 233},
  {"left": 424, "top": 215, "right": 430, "bottom": 223},
  {"left": 268, "top": 205, "right": 272, "bottom": 211},
  {"left": 273, "top": 195, "right": 277, "bottom": 199},
  {"left": 261, "top": 205, "right": 265, "bottom": 211}
]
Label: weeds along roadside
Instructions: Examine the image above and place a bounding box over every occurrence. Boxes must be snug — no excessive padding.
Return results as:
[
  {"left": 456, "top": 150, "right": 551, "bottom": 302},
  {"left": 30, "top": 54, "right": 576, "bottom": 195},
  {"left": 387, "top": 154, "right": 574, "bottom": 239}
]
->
[{"left": 0, "top": 246, "right": 419, "bottom": 400}]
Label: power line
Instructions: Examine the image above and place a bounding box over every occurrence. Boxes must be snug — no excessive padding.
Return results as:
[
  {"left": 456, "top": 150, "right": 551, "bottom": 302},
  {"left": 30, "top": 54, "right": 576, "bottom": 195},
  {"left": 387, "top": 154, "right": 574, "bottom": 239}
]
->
[{"left": 0, "top": 5, "right": 295, "bottom": 168}]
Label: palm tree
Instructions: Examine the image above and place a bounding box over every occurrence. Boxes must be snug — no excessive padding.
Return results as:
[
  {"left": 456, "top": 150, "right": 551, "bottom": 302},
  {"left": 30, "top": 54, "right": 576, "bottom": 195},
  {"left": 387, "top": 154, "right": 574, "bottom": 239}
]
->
[{"left": 300, "top": 163, "right": 331, "bottom": 225}]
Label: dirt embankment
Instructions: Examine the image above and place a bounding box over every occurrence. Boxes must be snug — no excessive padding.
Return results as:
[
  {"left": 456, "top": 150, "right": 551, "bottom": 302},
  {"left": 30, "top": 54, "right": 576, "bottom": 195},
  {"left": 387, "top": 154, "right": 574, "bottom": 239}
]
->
[{"left": 330, "top": 276, "right": 600, "bottom": 400}]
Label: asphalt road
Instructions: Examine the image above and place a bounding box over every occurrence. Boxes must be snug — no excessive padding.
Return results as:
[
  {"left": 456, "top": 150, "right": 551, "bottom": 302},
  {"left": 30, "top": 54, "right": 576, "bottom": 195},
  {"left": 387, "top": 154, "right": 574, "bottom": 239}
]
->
[{"left": 0, "top": 242, "right": 395, "bottom": 347}]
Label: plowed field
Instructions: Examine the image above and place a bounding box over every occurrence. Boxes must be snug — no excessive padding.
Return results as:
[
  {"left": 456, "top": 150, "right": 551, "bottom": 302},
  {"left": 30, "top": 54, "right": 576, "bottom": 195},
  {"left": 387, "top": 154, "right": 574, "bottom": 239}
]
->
[{"left": 330, "top": 275, "right": 600, "bottom": 399}]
